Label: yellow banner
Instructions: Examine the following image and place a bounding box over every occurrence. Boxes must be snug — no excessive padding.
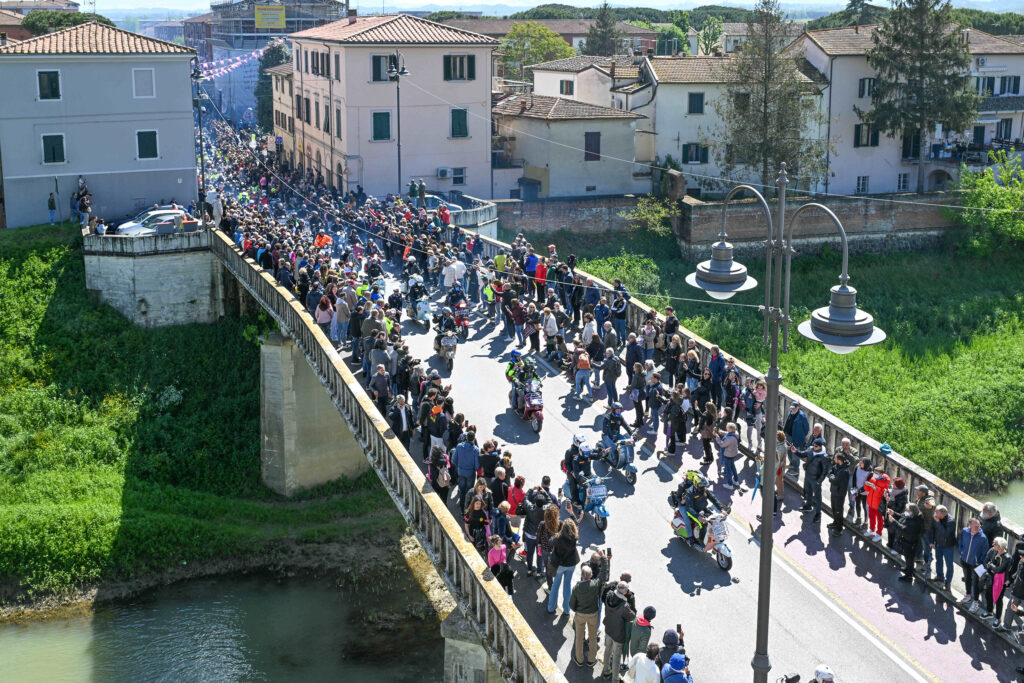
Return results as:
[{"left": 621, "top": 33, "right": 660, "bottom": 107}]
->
[{"left": 254, "top": 5, "right": 285, "bottom": 29}]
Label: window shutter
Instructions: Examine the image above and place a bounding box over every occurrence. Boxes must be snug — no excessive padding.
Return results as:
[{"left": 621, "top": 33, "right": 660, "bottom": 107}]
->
[
  {"left": 870, "top": 127, "right": 879, "bottom": 147},
  {"left": 700, "top": 146, "right": 709, "bottom": 164},
  {"left": 858, "top": 79, "right": 864, "bottom": 98},
  {"left": 443, "top": 55, "right": 452, "bottom": 81},
  {"left": 467, "top": 55, "right": 476, "bottom": 81},
  {"left": 853, "top": 125, "right": 861, "bottom": 148}
]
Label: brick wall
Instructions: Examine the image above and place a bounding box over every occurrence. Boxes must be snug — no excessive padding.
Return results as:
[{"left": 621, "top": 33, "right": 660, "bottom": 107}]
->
[{"left": 494, "top": 195, "right": 639, "bottom": 235}]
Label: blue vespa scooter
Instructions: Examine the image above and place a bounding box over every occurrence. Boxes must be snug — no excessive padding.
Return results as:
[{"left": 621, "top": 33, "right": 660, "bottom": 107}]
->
[
  {"left": 562, "top": 472, "right": 610, "bottom": 531},
  {"left": 599, "top": 433, "right": 638, "bottom": 485}
]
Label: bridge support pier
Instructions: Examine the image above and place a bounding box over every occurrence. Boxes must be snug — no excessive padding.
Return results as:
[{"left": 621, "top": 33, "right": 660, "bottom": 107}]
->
[
  {"left": 441, "top": 610, "right": 503, "bottom": 683},
  {"left": 260, "top": 332, "right": 366, "bottom": 495}
]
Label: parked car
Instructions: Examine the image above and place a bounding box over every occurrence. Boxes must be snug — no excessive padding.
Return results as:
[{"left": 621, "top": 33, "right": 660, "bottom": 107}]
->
[
  {"left": 110, "top": 205, "right": 176, "bottom": 229},
  {"left": 116, "top": 209, "right": 188, "bottom": 236},
  {"left": 423, "top": 194, "right": 462, "bottom": 213}
]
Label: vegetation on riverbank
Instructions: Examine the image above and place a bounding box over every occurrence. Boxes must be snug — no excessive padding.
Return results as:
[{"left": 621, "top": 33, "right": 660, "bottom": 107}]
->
[
  {"left": 499, "top": 226, "right": 1024, "bottom": 492},
  {"left": 0, "top": 225, "right": 401, "bottom": 604}
]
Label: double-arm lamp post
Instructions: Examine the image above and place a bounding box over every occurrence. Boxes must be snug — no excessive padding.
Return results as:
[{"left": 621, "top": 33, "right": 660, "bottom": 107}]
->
[
  {"left": 387, "top": 51, "right": 410, "bottom": 197},
  {"left": 685, "top": 164, "right": 887, "bottom": 683}
]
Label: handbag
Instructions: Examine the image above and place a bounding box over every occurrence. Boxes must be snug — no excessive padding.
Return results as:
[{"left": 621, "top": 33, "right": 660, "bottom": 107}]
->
[{"left": 523, "top": 323, "right": 538, "bottom": 337}]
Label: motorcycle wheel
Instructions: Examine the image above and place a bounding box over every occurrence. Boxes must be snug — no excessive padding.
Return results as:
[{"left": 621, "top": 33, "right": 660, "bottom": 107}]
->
[
  {"left": 446, "top": 356, "right": 454, "bottom": 371},
  {"left": 531, "top": 417, "right": 542, "bottom": 433},
  {"left": 625, "top": 469, "right": 637, "bottom": 485},
  {"left": 423, "top": 319, "right": 430, "bottom": 332},
  {"left": 594, "top": 515, "right": 608, "bottom": 531},
  {"left": 716, "top": 552, "right": 733, "bottom": 571}
]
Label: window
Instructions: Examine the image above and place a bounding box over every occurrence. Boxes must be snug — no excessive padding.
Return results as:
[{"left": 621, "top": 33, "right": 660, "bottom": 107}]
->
[
  {"left": 853, "top": 123, "right": 879, "bottom": 148},
  {"left": 688, "top": 92, "right": 704, "bottom": 114},
  {"left": 997, "top": 117, "right": 1013, "bottom": 139},
  {"left": 443, "top": 54, "right": 475, "bottom": 81},
  {"left": 289, "top": 116, "right": 294, "bottom": 133},
  {"left": 304, "top": 50, "right": 309, "bottom": 74},
  {"left": 371, "top": 111, "right": 391, "bottom": 141},
  {"left": 372, "top": 54, "right": 397, "bottom": 82},
  {"left": 683, "top": 143, "right": 709, "bottom": 164},
  {"left": 856, "top": 175, "right": 869, "bottom": 194},
  {"left": 901, "top": 132, "right": 920, "bottom": 159},
  {"left": 295, "top": 48, "right": 300, "bottom": 70},
  {"left": 559, "top": 79, "right": 574, "bottom": 95},
  {"left": 857, "top": 78, "right": 875, "bottom": 98},
  {"left": 311, "top": 53, "right": 318, "bottom": 75},
  {"left": 136, "top": 130, "right": 158, "bottom": 159},
  {"left": 452, "top": 167, "right": 466, "bottom": 185},
  {"left": 41, "top": 134, "right": 65, "bottom": 163},
  {"left": 450, "top": 108, "right": 468, "bottom": 138},
  {"left": 295, "top": 93, "right": 302, "bottom": 117},
  {"left": 322, "top": 103, "right": 329, "bottom": 134},
  {"left": 585, "top": 185, "right": 596, "bottom": 192},
  {"left": 584, "top": 132, "right": 601, "bottom": 161},
  {"left": 897, "top": 173, "right": 909, "bottom": 192},
  {"left": 323, "top": 52, "right": 329, "bottom": 78},
  {"left": 337, "top": 162, "right": 344, "bottom": 189},
  {"left": 733, "top": 92, "right": 750, "bottom": 113},
  {"left": 132, "top": 68, "right": 155, "bottom": 98},
  {"left": 334, "top": 53, "right": 340, "bottom": 81},
  {"left": 37, "top": 70, "right": 60, "bottom": 100},
  {"left": 1000, "top": 75, "right": 1020, "bottom": 95},
  {"left": 336, "top": 107, "right": 342, "bottom": 139},
  {"left": 978, "top": 76, "right": 995, "bottom": 95},
  {"left": 314, "top": 98, "right": 320, "bottom": 129},
  {"left": 304, "top": 97, "right": 311, "bottom": 124}
]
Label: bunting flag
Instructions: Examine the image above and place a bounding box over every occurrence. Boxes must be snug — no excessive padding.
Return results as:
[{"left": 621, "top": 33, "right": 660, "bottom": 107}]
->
[{"left": 199, "top": 37, "right": 287, "bottom": 78}]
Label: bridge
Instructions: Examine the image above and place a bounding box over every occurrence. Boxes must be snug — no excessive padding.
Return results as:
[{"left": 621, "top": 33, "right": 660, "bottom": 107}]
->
[{"left": 81, "top": 226, "right": 1022, "bottom": 682}]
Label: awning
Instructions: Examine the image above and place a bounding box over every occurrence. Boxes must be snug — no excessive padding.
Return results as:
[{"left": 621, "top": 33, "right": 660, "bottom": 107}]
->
[{"left": 975, "top": 117, "right": 1000, "bottom": 124}]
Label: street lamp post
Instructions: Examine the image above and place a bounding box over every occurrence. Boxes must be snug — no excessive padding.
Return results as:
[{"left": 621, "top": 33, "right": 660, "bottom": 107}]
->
[
  {"left": 387, "top": 51, "right": 410, "bottom": 197},
  {"left": 686, "top": 164, "right": 886, "bottom": 683},
  {"left": 190, "top": 58, "right": 207, "bottom": 214}
]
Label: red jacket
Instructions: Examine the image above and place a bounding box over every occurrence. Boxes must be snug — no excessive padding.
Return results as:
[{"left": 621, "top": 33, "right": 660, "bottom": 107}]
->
[
  {"left": 507, "top": 486, "right": 525, "bottom": 515},
  {"left": 864, "top": 473, "right": 890, "bottom": 509}
]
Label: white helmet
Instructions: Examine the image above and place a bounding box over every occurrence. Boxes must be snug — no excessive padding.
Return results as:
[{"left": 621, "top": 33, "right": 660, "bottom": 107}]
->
[
  {"left": 814, "top": 664, "right": 835, "bottom": 683},
  {"left": 573, "top": 434, "right": 588, "bottom": 447}
]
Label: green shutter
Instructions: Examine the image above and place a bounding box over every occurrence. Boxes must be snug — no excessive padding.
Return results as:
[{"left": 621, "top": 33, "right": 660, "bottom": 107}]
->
[
  {"left": 870, "top": 128, "right": 879, "bottom": 147},
  {"left": 700, "top": 145, "right": 709, "bottom": 164},
  {"left": 137, "top": 131, "right": 158, "bottom": 159},
  {"left": 373, "top": 112, "right": 390, "bottom": 141},
  {"left": 853, "top": 125, "right": 861, "bottom": 148},
  {"left": 467, "top": 55, "right": 475, "bottom": 81},
  {"left": 443, "top": 55, "right": 452, "bottom": 81},
  {"left": 451, "top": 109, "right": 468, "bottom": 138},
  {"left": 42, "top": 135, "right": 64, "bottom": 163}
]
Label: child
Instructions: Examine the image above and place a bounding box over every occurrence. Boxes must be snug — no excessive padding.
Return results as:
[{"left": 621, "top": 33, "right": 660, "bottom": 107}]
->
[{"left": 488, "top": 535, "right": 515, "bottom": 595}]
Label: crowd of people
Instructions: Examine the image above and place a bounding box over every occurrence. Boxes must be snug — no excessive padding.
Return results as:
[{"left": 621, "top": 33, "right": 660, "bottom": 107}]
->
[{"left": 198, "top": 119, "right": 1021, "bottom": 679}]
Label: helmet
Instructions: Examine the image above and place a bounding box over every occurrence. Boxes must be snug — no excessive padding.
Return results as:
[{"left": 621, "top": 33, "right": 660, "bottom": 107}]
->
[
  {"left": 572, "top": 434, "right": 587, "bottom": 446},
  {"left": 453, "top": 282, "right": 461, "bottom": 289},
  {"left": 579, "top": 445, "right": 592, "bottom": 457},
  {"left": 814, "top": 664, "right": 835, "bottom": 683},
  {"left": 510, "top": 350, "right": 522, "bottom": 361},
  {"left": 693, "top": 478, "right": 706, "bottom": 493},
  {"left": 443, "top": 307, "right": 452, "bottom": 315},
  {"left": 611, "top": 402, "right": 623, "bottom": 411}
]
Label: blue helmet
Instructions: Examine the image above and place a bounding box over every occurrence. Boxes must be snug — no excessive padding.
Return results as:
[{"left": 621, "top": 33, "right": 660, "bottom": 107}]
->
[{"left": 510, "top": 350, "right": 522, "bottom": 361}]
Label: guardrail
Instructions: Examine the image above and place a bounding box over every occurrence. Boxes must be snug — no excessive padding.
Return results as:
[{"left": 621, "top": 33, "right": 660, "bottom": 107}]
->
[
  {"left": 453, "top": 227, "right": 1022, "bottom": 550},
  {"left": 208, "top": 230, "right": 563, "bottom": 683}
]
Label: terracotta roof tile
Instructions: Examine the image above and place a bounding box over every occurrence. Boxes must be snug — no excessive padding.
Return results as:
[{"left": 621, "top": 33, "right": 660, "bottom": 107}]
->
[
  {"left": 443, "top": 18, "right": 655, "bottom": 36},
  {"left": 265, "top": 62, "right": 293, "bottom": 76},
  {"left": 805, "top": 24, "right": 1024, "bottom": 56},
  {"left": 291, "top": 14, "right": 496, "bottom": 45},
  {"left": 648, "top": 54, "right": 819, "bottom": 84},
  {"left": 0, "top": 8, "right": 25, "bottom": 22},
  {"left": 0, "top": 21, "right": 194, "bottom": 55},
  {"left": 492, "top": 93, "right": 643, "bottom": 121},
  {"left": 529, "top": 54, "right": 634, "bottom": 73},
  {"left": 184, "top": 12, "right": 215, "bottom": 23}
]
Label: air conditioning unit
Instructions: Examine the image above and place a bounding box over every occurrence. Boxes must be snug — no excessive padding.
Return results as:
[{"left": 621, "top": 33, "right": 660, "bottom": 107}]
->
[
  {"left": 436, "top": 167, "right": 451, "bottom": 179},
  {"left": 977, "top": 57, "right": 987, "bottom": 67}
]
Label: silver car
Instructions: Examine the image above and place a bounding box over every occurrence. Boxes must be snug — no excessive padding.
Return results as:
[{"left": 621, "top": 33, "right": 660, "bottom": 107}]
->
[{"left": 116, "top": 209, "right": 187, "bottom": 236}]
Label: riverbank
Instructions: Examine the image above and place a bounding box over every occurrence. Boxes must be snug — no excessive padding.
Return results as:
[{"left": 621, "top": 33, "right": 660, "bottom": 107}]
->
[
  {"left": 0, "top": 224, "right": 408, "bottom": 608},
  {"left": 498, "top": 226, "right": 1024, "bottom": 492}
]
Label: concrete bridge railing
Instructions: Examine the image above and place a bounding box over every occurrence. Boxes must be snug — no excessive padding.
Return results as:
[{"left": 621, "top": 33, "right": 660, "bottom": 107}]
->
[
  {"left": 456, "top": 228, "right": 1022, "bottom": 551},
  {"left": 208, "top": 229, "right": 563, "bottom": 683}
]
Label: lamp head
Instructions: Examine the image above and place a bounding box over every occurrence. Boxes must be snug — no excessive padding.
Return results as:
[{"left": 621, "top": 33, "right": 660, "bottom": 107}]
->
[
  {"left": 686, "top": 239, "right": 757, "bottom": 300},
  {"left": 797, "top": 283, "right": 885, "bottom": 354}
]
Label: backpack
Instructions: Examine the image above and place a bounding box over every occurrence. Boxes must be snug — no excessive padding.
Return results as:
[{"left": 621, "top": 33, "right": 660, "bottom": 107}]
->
[
  {"left": 577, "top": 353, "right": 591, "bottom": 370},
  {"left": 437, "top": 464, "right": 451, "bottom": 488}
]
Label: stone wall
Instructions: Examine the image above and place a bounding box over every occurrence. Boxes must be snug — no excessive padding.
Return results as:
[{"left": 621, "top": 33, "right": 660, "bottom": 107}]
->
[
  {"left": 82, "top": 230, "right": 230, "bottom": 327},
  {"left": 676, "top": 191, "right": 959, "bottom": 259},
  {"left": 494, "top": 195, "right": 638, "bottom": 235}
]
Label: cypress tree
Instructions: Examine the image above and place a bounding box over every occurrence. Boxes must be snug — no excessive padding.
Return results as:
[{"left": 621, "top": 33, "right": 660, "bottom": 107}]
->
[{"left": 582, "top": 2, "right": 623, "bottom": 56}]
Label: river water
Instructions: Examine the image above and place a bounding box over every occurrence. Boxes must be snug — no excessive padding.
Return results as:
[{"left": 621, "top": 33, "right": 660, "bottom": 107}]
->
[
  {"left": 0, "top": 574, "right": 444, "bottom": 682},
  {"left": 987, "top": 481, "right": 1024, "bottom": 527}
]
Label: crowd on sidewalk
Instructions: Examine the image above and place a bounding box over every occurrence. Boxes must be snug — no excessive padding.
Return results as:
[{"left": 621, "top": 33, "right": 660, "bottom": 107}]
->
[{"left": 200, "top": 120, "right": 1023, "bottom": 678}]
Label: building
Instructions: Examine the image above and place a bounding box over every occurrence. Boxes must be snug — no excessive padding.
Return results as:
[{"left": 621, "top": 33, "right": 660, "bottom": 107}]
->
[
  {"left": 528, "top": 54, "right": 639, "bottom": 108},
  {"left": 183, "top": 12, "right": 214, "bottom": 61},
  {"left": 792, "top": 25, "right": 1024, "bottom": 195},
  {"left": 201, "top": 0, "right": 347, "bottom": 119},
  {"left": 0, "top": 0, "right": 77, "bottom": 14},
  {"left": 142, "top": 20, "right": 184, "bottom": 43},
  {"left": 686, "top": 21, "right": 804, "bottom": 56},
  {"left": 266, "top": 62, "right": 294, "bottom": 165},
  {"left": 0, "top": 8, "right": 32, "bottom": 43},
  {"left": 0, "top": 22, "right": 197, "bottom": 228},
  {"left": 284, "top": 12, "right": 496, "bottom": 199},
  {"left": 492, "top": 93, "right": 649, "bottom": 199},
  {"left": 441, "top": 18, "right": 657, "bottom": 53}
]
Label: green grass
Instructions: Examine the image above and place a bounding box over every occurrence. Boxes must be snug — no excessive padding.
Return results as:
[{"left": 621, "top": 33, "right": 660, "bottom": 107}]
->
[
  {"left": 500, "top": 227, "right": 1024, "bottom": 492},
  {"left": 0, "top": 225, "right": 400, "bottom": 601}
]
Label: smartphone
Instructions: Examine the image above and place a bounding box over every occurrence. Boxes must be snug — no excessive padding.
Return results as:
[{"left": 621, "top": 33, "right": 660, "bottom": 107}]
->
[{"left": 676, "top": 623, "right": 682, "bottom": 633}]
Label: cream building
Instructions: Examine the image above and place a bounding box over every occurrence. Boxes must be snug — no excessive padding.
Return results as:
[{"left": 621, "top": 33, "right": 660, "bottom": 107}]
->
[
  {"left": 286, "top": 12, "right": 496, "bottom": 199},
  {"left": 267, "top": 63, "right": 295, "bottom": 167},
  {"left": 528, "top": 55, "right": 640, "bottom": 108}
]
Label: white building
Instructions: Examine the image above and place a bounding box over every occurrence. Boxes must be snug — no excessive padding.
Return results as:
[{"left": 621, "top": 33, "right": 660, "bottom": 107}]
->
[
  {"left": 492, "top": 93, "right": 650, "bottom": 199},
  {"left": 287, "top": 13, "right": 496, "bottom": 199},
  {"left": 793, "top": 25, "right": 1024, "bottom": 195},
  {"left": 529, "top": 54, "right": 639, "bottom": 108},
  {"left": 0, "top": 22, "right": 197, "bottom": 229},
  {"left": 686, "top": 21, "right": 804, "bottom": 56}
]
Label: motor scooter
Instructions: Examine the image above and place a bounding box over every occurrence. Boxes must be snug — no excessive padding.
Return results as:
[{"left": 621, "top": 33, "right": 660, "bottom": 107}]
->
[
  {"left": 508, "top": 377, "right": 544, "bottom": 432},
  {"left": 667, "top": 491, "right": 733, "bottom": 571},
  {"left": 454, "top": 301, "right": 470, "bottom": 340},
  {"left": 433, "top": 324, "right": 458, "bottom": 371},
  {"left": 563, "top": 473, "right": 610, "bottom": 531},
  {"left": 405, "top": 296, "right": 431, "bottom": 330},
  {"left": 598, "top": 434, "right": 638, "bottom": 485}
]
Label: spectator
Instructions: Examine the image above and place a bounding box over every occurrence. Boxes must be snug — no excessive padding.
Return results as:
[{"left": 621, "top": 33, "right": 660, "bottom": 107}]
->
[
  {"left": 851, "top": 457, "right": 872, "bottom": 528},
  {"left": 959, "top": 517, "right": 989, "bottom": 613},
  {"left": 547, "top": 519, "right": 580, "bottom": 614},
  {"left": 661, "top": 653, "right": 693, "bottom": 683},
  {"left": 489, "top": 466, "right": 509, "bottom": 506},
  {"left": 914, "top": 485, "right": 936, "bottom": 577},
  {"left": 981, "top": 537, "right": 1011, "bottom": 625},
  {"left": 826, "top": 450, "right": 851, "bottom": 536},
  {"left": 864, "top": 467, "right": 891, "bottom": 542},
  {"left": 47, "top": 192, "right": 56, "bottom": 225},
  {"left": 569, "top": 550, "right": 608, "bottom": 667},
  {"left": 463, "top": 496, "right": 490, "bottom": 552},
  {"left": 627, "top": 605, "right": 656, "bottom": 658},
  {"left": 1000, "top": 540, "right": 1024, "bottom": 632},
  {"left": 601, "top": 581, "right": 636, "bottom": 681},
  {"left": 884, "top": 477, "right": 909, "bottom": 553},
  {"left": 657, "top": 627, "right": 686, "bottom": 670},
  {"left": 627, "top": 643, "right": 662, "bottom": 683},
  {"left": 452, "top": 431, "right": 480, "bottom": 510},
  {"left": 715, "top": 421, "right": 743, "bottom": 491},
  {"left": 696, "top": 401, "right": 717, "bottom": 466},
  {"left": 928, "top": 505, "right": 957, "bottom": 591},
  {"left": 601, "top": 347, "right": 621, "bottom": 406},
  {"left": 783, "top": 401, "right": 810, "bottom": 475},
  {"left": 624, "top": 334, "right": 643, "bottom": 383},
  {"left": 488, "top": 535, "right": 514, "bottom": 595},
  {"left": 981, "top": 502, "right": 1004, "bottom": 549},
  {"left": 426, "top": 445, "right": 450, "bottom": 500},
  {"left": 538, "top": 504, "right": 561, "bottom": 590},
  {"left": 519, "top": 485, "right": 553, "bottom": 577},
  {"left": 388, "top": 394, "right": 414, "bottom": 449},
  {"left": 368, "top": 363, "right": 390, "bottom": 415},
  {"left": 507, "top": 475, "right": 526, "bottom": 516},
  {"left": 492, "top": 501, "right": 520, "bottom": 552},
  {"left": 707, "top": 345, "right": 726, "bottom": 407},
  {"left": 889, "top": 503, "right": 924, "bottom": 582}
]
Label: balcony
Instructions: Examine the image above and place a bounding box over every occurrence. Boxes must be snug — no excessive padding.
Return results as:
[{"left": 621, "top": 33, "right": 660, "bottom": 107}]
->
[
  {"left": 491, "top": 150, "right": 524, "bottom": 169},
  {"left": 925, "top": 139, "right": 1022, "bottom": 166}
]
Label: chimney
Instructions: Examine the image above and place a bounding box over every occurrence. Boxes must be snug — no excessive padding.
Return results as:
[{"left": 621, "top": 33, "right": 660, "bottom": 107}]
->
[
  {"left": 0, "top": 34, "right": 6, "bottom": 47},
  {"left": 610, "top": 62, "right": 615, "bottom": 78},
  {"left": 348, "top": 9, "right": 357, "bottom": 24},
  {"left": 854, "top": 24, "right": 858, "bottom": 33}
]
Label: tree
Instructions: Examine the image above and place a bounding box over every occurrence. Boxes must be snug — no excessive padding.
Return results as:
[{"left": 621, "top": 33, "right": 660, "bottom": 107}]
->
[
  {"left": 657, "top": 24, "right": 689, "bottom": 55},
  {"left": 858, "top": 0, "right": 978, "bottom": 193},
  {"left": 509, "top": 4, "right": 582, "bottom": 20},
  {"left": 669, "top": 9, "right": 690, "bottom": 33},
  {"left": 709, "top": 0, "right": 829, "bottom": 192},
  {"left": 581, "top": 2, "right": 623, "bottom": 56},
  {"left": 500, "top": 21, "right": 576, "bottom": 81},
  {"left": 690, "top": 5, "right": 751, "bottom": 28},
  {"left": 697, "top": 17, "right": 723, "bottom": 55},
  {"left": 425, "top": 11, "right": 480, "bottom": 23},
  {"left": 619, "top": 195, "right": 677, "bottom": 236},
  {"left": 805, "top": 3, "right": 889, "bottom": 30},
  {"left": 23, "top": 11, "right": 114, "bottom": 36},
  {"left": 255, "top": 42, "right": 291, "bottom": 133},
  {"left": 948, "top": 151, "right": 1024, "bottom": 255}
]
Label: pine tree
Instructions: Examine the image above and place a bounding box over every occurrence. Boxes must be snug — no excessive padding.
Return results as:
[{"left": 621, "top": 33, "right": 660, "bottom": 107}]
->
[
  {"left": 709, "top": 0, "right": 829, "bottom": 192},
  {"left": 581, "top": 2, "right": 623, "bottom": 56},
  {"left": 858, "top": 0, "right": 978, "bottom": 193},
  {"left": 255, "top": 42, "right": 292, "bottom": 133}
]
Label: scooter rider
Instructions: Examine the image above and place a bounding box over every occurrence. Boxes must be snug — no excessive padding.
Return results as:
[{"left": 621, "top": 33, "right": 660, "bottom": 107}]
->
[
  {"left": 407, "top": 275, "right": 427, "bottom": 304},
  {"left": 600, "top": 402, "right": 629, "bottom": 462},
  {"left": 434, "top": 307, "right": 457, "bottom": 351},
  {"left": 387, "top": 288, "right": 403, "bottom": 312},
  {"left": 510, "top": 356, "right": 540, "bottom": 414},
  {"left": 674, "top": 472, "right": 726, "bottom": 545},
  {"left": 564, "top": 435, "right": 593, "bottom": 507},
  {"left": 446, "top": 282, "right": 468, "bottom": 309}
]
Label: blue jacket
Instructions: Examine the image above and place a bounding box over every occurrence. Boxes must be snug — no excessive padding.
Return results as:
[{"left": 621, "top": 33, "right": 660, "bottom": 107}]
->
[
  {"left": 708, "top": 354, "right": 726, "bottom": 383},
  {"left": 594, "top": 303, "right": 610, "bottom": 326},
  {"left": 493, "top": 512, "right": 516, "bottom": 543},
  {"left": 524, "top": 253, "right": 538, "bottom": 272},
  {"left": 625, "top": 342, "right": 644, "bottom": 370},
  {"left": 452, "top": 442, "right": 480, "bottom": 478},
  {"left": 959, "top": 528, "right": 988, "bottom": 566},
  {"left": 584, "top": 285, "right": 601, "bottom": 308},
  {"left": 785, "top": 409, "right": 810, "bottom": 449},
  {"left": 661, "top": 665, "right": 693, "bottom": 683}
]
